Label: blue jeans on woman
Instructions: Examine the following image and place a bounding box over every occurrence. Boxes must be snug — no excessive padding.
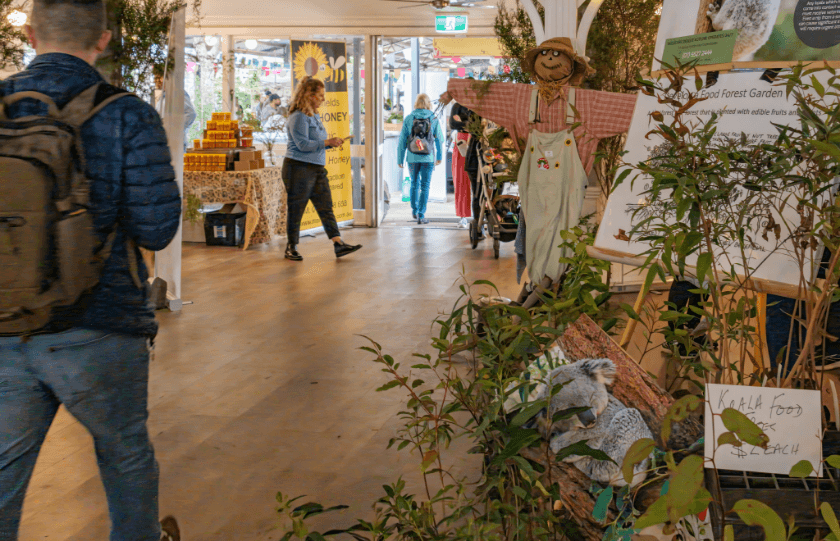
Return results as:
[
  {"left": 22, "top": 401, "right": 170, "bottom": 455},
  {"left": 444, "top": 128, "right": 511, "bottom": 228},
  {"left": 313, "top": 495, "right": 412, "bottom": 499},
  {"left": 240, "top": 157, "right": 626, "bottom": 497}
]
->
[
  {"left": 0, "top": 329, "right": 160, "bottom": 541},
  {"left": 408, "top": 162, "right": 435, "bottom": 219}
]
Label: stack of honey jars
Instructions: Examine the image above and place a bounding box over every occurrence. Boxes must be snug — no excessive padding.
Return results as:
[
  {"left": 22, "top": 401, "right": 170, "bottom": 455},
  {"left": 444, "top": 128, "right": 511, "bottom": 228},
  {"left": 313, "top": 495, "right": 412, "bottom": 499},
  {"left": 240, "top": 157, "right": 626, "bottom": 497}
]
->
[
  {"left": 193, "top": 112, "right": 241, "bottom": 149},
  {"left": 184, "top": 153, "right": 226, "bottom": 172}
]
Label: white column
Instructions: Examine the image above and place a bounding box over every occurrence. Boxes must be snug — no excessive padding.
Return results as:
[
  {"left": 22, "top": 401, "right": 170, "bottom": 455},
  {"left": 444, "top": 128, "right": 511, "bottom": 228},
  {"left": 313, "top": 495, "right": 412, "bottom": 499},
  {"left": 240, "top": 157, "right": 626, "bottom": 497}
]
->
[
  {"left": 222, "top": 35, "right": 235, "bottom": 115},
  {"left": 546, "top": 0, "right": 578, "bottom": 40},
  {"left": 156, "top": 6, "right": 185, "bottom": 308}
]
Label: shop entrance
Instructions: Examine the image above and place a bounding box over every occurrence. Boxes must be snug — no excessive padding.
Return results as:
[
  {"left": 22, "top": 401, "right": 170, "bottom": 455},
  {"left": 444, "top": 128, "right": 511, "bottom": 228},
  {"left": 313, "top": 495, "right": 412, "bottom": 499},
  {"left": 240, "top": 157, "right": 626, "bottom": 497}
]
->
[{"left": 376, "top": 37, "right": 501, "bottom": 229}]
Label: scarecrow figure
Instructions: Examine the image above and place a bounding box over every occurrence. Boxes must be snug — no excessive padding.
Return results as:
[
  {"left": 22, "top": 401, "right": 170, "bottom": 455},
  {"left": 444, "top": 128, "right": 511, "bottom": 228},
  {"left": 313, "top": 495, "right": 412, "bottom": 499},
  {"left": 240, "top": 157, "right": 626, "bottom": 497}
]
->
[{"left": 440, "top": 38, "right": 637, "bottom": 307}]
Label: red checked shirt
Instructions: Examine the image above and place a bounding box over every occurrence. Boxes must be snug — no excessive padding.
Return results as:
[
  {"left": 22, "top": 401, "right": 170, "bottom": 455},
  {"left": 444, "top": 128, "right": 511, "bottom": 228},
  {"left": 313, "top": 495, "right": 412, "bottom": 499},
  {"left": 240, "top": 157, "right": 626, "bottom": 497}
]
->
[{"left": 447, "top": 79, "right": 638, "bottom": 174}]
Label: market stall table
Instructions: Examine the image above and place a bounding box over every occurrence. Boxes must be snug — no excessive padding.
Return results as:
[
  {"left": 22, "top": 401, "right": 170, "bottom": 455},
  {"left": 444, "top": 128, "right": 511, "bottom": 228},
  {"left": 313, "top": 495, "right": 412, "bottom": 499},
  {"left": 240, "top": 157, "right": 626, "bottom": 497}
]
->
[{"left": 183, "top": 167, "right": 286, "bottom": 250}]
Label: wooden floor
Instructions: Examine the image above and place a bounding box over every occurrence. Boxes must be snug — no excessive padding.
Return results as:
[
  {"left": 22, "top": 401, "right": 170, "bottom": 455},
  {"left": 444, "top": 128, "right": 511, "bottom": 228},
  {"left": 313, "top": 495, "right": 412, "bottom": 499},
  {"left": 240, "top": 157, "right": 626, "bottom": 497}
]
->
[{"left": 18, "top": 227, "right": 520, "bottom": 541}]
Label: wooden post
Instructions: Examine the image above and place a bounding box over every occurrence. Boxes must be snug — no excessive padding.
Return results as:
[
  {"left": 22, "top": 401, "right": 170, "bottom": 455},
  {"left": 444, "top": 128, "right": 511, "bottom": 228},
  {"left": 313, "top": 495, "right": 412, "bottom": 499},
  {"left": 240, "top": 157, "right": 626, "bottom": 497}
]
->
[{"left": 619, "top": 283, "right": 649, "bottom": 349}]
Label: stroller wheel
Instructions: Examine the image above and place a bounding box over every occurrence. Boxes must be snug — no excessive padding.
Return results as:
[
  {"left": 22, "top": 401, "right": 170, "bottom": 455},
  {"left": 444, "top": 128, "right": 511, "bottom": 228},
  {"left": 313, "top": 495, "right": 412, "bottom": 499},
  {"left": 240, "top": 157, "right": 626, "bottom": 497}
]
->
[
  {"left": 494, "top": 238, "right": 500, "bottom": 259},
  {"left": 470, "top": 220, "right": 479, "bottom": 249}
]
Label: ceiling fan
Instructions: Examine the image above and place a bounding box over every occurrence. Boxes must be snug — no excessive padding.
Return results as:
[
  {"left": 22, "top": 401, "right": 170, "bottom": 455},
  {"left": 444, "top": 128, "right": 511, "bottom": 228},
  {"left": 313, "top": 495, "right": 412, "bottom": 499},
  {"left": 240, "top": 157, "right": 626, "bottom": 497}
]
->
[{"left": 382, "top": 0, "right": 482, "bottom": 9}]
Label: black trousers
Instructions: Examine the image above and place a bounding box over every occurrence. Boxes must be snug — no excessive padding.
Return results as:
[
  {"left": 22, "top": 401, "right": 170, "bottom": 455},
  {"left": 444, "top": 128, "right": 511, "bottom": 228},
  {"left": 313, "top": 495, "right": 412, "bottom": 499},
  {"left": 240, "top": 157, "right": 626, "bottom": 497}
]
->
[{"left": 281, "top": 158, "right": 341, "bottom": 244}]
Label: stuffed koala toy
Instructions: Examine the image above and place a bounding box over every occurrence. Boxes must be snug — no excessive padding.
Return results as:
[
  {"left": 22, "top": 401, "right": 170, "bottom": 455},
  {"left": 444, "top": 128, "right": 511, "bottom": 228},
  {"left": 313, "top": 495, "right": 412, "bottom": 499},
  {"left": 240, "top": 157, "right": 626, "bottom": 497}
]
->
[
  {"left": 707, "top": 0, "right": 782, "bottom": 61},
  {"left": 534, "top": 359, "right": 654, "bottom": 488}
]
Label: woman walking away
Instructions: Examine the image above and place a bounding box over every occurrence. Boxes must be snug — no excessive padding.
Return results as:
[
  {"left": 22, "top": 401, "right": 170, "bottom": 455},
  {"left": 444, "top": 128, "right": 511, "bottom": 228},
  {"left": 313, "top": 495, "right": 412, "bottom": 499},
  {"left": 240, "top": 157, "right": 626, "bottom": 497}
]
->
[
  {"left": 397, "top": 93, "right": 444, "bottom": 224},
  {"left": 282, "top": 77, "right": 362, "bottom": 261}
]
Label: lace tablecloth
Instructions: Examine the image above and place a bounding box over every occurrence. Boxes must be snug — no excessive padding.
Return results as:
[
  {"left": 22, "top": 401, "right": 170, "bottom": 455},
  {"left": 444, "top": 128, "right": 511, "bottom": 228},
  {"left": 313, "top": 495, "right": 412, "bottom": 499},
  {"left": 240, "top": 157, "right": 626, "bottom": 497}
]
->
[{"left": 183, "top": 167, "right": 287, "bottom": 250}]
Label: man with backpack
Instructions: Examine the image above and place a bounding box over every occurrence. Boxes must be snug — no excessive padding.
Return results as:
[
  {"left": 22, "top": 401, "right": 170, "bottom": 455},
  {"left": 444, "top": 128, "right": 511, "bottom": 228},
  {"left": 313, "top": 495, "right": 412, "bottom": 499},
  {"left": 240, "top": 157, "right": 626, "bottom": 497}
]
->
[
  {"left": 0, "top": 0, "right": 182, "bottom": 539},
  {"left": 397, "top": 93, "right": 444, "bottom": 224}
]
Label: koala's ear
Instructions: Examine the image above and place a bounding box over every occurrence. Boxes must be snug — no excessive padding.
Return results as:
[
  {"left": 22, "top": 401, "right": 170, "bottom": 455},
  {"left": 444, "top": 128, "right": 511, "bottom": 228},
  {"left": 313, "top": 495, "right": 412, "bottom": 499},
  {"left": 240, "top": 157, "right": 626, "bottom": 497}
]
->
[{"left": 579, "top": 358, "right": 616, "bottom": 385}]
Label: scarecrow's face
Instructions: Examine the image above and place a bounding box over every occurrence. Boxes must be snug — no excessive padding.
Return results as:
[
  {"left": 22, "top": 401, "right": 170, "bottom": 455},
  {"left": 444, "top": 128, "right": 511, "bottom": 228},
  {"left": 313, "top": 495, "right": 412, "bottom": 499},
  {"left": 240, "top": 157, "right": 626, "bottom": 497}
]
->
[{"left": 533, "top": 50, "right": 574, "bottom": 83}]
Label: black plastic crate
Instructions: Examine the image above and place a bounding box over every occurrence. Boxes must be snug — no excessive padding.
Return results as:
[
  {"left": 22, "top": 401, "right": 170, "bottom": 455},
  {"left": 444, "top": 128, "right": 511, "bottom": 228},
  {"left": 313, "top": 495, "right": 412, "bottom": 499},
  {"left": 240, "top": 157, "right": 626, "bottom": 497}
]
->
[{"left": 203, "top": 211, "right": 246, "bottom": 247}]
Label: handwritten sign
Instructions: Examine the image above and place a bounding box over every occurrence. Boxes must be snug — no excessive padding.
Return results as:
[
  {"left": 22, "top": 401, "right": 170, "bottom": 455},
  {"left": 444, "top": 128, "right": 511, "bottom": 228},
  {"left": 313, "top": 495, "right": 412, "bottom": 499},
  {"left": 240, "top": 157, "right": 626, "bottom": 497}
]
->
[{"left": 705, "top": 384, "right": 823, "bottom": 476}]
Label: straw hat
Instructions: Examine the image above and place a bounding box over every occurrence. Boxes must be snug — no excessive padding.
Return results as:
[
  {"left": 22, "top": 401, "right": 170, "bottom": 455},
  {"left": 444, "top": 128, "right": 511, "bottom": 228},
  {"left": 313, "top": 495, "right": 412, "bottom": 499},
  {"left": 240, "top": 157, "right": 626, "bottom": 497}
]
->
[{"left": 522, "top": 37, "right": 595, "bottom": 86}]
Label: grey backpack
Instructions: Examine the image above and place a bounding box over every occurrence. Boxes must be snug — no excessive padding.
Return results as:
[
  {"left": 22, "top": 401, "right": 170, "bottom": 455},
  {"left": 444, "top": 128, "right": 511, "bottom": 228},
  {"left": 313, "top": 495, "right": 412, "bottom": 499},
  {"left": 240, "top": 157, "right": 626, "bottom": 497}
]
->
[{"left": 0, "top": 83, "right": 140, "bottom": 335}]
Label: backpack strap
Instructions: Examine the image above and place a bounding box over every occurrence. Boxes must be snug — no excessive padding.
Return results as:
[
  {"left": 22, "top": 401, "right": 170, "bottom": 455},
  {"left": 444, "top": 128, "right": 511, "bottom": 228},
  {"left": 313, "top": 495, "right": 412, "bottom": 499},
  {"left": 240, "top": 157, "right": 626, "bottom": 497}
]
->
[
  {"left": 59, "top": 83, "right": 135, "bottom": 127},
  {"left": 61, "top": 83, "right": 144, "bottom": 290},
  {"left": 0, "top": 91, "right": 61, "bottom": 120}
]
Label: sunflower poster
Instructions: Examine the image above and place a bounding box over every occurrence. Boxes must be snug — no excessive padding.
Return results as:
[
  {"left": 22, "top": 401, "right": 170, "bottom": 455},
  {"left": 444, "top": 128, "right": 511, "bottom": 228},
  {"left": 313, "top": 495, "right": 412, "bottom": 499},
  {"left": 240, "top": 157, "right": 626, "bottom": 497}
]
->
[{"left": 291, "top": 40, "right": 354, "bottom": 231}]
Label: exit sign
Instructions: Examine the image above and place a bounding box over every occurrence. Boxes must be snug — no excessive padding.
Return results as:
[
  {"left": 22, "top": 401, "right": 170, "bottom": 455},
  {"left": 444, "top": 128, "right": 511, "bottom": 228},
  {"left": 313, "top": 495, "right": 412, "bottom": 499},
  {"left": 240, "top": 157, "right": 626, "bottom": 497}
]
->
[{"left": 436, "top": 15, "right": 468, "bottom": 34}]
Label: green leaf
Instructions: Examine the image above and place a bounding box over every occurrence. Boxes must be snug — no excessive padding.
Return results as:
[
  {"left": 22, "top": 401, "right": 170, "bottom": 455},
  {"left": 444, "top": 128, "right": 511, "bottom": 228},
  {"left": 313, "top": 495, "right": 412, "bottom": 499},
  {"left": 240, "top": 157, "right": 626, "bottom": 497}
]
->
[
  {"left": 721, "top": 408, "right": 770, "bottom": 448},
  {"left": 788, "top": 460, "right": 814, "bottom": 478},
  {"left": 821, "top": 501, "right": 840, "bottom": 539},
  {"left": 492, "top": 427, "right": 542, "bottom": 465},
  {"left": 634, "top": 494, "right": 668, "bottom": 530},
  {"left": 665, "top": 456, "right": 708, "bottom": 523},
  {"left": 717, "top": 431, "right": 742, "bottom": 448},
  {"left": 592, "top": 486, "right": 613, "bottom": 522},
  {"left": 510, "top": 401, "right": 548, "bottom": 428},
  {"left": 661, "top": 395, "right": 702, "bottom": 442},
  {"left": 826, "top": 455, "right": 840, "bottom": 469},
  {"left": 621, "top": 438, "right": 656, "bottom": 484},
  {"left": 555, "top": 440, "right": 615, "bottom": 463},
  {"left": 421, "top": 450, "right": 438, "bottom": 471},
  {"left": 731, "top": 499, "right": 786, "bottom": 541},
  {"left": 724, "top": 525, "right": 734, "bottom": 541},
  {"left": 695, "top": 252, "right": 712, "bottom": 285},
  {"left": 619, "top": 302, "right": 640, "bottom": 321},
  {"left": 375, "top": 380, "right": 401, "bottom": 392},
  {"left": 812, "top": 140, "right": 840, "bottom": 160}
]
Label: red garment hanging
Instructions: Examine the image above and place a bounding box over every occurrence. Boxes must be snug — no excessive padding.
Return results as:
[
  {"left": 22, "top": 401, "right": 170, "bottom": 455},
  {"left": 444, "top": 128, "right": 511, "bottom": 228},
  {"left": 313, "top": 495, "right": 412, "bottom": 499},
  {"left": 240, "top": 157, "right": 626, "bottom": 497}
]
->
[{"left": 453, "top": 132, "right": 472, "bottom": 218}]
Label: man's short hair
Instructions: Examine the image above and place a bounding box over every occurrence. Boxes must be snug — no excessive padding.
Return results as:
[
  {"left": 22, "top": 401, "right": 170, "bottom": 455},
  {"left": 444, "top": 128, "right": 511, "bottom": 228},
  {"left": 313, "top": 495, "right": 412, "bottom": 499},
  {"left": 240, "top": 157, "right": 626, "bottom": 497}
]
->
[
  {"left": 269, "top": 93, "right": 280, "bottom": 102},
  {"left": 30, "top": 0, "right": 107, "bottom": 51}
]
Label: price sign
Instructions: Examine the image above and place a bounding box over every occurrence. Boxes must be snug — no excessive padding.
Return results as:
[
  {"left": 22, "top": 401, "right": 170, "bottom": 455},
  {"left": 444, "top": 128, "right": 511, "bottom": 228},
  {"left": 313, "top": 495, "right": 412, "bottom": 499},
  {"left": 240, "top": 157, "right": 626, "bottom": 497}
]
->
[{"left": 705, "top": 384, "right": 823, "bottom": 476}]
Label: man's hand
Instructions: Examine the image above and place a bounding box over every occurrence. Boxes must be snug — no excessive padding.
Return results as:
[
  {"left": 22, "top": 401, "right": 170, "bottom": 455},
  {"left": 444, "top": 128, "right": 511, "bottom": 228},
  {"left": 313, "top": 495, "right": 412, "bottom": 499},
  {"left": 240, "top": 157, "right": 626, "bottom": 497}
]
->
[
  {"left": 326, "top": 137, "right": 344, "bottom": 147},
  {"left": 439, "top": 91, "right": 452, "bottom": 105},
  {"left": 398, "top": 163, "right": 403, "bottom": 168},
  {"left": 435, "top": 160, "right": 442, "bottom": 166}
]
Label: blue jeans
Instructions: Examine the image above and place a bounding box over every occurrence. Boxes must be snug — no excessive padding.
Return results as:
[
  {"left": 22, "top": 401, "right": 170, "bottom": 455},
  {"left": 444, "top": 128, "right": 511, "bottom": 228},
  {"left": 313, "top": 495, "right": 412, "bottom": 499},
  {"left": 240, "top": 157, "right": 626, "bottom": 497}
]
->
[
  {"left": 408, "top": 162, "right": 434, "bottom": 218},
  {"left": 0, "top": 329, "right": 160, "bottom": 541}
]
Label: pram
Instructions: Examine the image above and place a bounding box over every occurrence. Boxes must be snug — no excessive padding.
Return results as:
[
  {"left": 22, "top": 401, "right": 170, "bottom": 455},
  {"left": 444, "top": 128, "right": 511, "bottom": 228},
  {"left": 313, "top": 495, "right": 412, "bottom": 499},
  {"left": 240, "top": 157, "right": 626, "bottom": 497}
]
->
[{"left": 470, "top": 145, "right": 520, "bottom": 259}]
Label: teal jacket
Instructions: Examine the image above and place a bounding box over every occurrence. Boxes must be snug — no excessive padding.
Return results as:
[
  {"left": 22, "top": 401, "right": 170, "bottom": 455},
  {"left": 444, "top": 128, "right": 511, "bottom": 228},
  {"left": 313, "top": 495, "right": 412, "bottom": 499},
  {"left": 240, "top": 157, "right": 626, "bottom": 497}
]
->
[{"left": 397, "top": 108, "right": 444, "bottom": 166}]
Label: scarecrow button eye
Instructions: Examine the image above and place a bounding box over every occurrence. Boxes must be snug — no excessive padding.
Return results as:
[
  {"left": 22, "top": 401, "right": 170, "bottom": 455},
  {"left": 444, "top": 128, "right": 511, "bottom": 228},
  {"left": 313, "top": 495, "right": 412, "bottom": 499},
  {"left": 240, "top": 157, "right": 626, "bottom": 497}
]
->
[
  {"left": 540, "top": 51, "right": 548, "bottom": 56},
  {"left": 553, "top": 51, "right": 560, "bottom": 57}
]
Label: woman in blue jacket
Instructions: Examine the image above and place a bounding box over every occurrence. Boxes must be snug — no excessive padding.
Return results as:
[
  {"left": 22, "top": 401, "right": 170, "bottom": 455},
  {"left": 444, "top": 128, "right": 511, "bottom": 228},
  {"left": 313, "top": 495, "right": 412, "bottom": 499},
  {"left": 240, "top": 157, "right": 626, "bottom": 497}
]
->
[
  {"left": 397, "top": 94, "right": 444, "bottom": 224},
  {"left": 282, "top": 77, "right": 362, "bottom": 261}
]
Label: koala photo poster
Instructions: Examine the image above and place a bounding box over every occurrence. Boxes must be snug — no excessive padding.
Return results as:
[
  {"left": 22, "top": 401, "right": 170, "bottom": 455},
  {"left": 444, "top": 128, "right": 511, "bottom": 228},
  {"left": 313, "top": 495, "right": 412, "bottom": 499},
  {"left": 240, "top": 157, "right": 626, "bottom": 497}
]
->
[{"left": 653, "top": 0, "right": 840, "bottom": 70}]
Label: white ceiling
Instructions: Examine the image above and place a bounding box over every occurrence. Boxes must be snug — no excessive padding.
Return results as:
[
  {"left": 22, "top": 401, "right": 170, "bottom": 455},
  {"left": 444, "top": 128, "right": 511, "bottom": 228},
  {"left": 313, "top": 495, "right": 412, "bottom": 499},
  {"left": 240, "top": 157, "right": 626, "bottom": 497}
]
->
[{"left": 188, "top": 0, "right": 513, "bottom": 36}]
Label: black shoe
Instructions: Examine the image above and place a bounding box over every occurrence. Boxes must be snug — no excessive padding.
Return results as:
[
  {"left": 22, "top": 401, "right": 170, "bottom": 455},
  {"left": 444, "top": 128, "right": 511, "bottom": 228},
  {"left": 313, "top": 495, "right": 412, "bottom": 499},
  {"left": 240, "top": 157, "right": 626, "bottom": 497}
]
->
[
  {"left": 160, "top": 516, "right": 180, "bottom": 541},
  {"left": 285, "top": 243, "right": 303, "bottom": 261},
  {"left": 412, "top": 213, "right": 417, "bottom": 220},
  {"left": 334, "top": 241, "right": 362, "bottom": 258},
  {"left": 419, "top": 217, "right": 429, "bottom": 225}
]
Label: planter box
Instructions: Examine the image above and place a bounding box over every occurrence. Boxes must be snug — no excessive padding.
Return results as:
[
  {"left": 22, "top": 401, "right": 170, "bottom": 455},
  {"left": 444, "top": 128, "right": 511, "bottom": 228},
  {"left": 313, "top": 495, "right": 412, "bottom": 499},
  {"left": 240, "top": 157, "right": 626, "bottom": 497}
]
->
[{"left": 705, "top": 431, "right": 840, "bottom": 541}]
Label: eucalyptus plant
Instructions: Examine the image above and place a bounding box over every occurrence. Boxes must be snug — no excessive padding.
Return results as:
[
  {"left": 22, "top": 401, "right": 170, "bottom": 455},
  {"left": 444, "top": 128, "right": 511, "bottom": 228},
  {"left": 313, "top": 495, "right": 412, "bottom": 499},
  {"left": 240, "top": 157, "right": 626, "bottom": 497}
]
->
[
  {"left": 619, "top": 62, "right": 840, "bottom": 396},
  {"left": 98, "top": 0, "right": 202, "bottom": 101}
]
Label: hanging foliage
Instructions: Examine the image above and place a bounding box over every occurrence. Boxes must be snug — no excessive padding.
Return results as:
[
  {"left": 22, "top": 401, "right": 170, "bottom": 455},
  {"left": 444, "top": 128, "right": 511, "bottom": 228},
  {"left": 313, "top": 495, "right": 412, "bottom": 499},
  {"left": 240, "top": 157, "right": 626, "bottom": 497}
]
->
[
  {"left": 493, "top": 0, "right": 540, "bottom": 84},
  {"left": 97, "top": 0, "right": 202, "bottom": 101},
  {"left": 584, "top": 0, "right": 661, "bottom": 217},
  {"left": 0, "top": 0, "right": 27, "bottom": 70}
]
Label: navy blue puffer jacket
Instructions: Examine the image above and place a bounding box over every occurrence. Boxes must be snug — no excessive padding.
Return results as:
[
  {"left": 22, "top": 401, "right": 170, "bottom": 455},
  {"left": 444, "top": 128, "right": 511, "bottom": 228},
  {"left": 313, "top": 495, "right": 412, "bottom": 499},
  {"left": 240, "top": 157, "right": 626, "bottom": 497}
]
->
[{"left": 0, "top": 53, "right": 181, "bottom": 337}]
